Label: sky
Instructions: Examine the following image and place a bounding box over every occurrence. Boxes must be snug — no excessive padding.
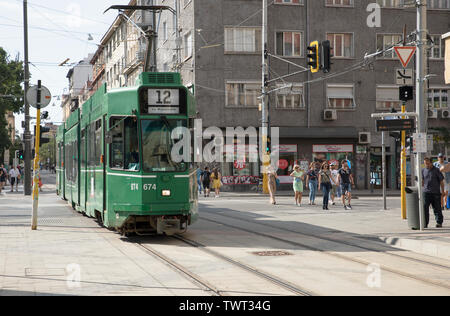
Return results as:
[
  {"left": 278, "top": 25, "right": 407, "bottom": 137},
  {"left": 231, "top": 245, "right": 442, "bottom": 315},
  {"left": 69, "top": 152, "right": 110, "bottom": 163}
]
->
[{"left": 0, "top": 0, "right": 130, "bottom": 134}]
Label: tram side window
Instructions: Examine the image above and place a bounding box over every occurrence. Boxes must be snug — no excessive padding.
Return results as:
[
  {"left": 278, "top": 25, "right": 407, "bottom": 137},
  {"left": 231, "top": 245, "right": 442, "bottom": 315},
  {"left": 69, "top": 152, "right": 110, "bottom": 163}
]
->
[
  {"left": 109, "top": 117, "right": 139, "bottom": 171},
  {"left": 81, "top": 130, "right": 86, "bottom": 168},
  {"left": 88, "top": 122, "right": 96, "bottom": 167},
  {"left": 95, "top": 120, "right": 102, "bottom": 167}
]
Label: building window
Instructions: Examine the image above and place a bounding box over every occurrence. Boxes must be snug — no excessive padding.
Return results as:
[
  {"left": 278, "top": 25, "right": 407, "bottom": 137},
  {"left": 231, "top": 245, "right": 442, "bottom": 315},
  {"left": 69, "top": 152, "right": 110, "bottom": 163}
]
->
[
  {"left": 327, "top": 33, "right": 353, "bottom": 58},
  {"left": 276, "top": 31, "right": 303, "bottom": 57},
  {"left": 377, "top": 34, "right": 402, "bottom": 58},
  {"left": 326, "top": 0, "right": 354, "bottom": 6},
  {"left": 225, "top": 27, "right": 261, "bottom": 53},
  {"left": 226, "top": 82, "right": 260, "bottom": 107},
  {"left": 184, "top": 31, "right": 192, "bottom": 59},
  {"left": 376, "top": 86, "right": 402, "bottom": 110},
  {"left": 275, "top": 84, "right": 305, "bottom": 109},
  {"left": 327, "top": 84, "right": 356, "bottom": 109},
  {"left": 274, "top": 0, "right": 304, "bottom": 4},
  {"left": 429, "top": 35, "right": 444, "bottom": 59},
  {"left": 429, "top": 0, "right": 450, "bottom": 9},
  {"left": 376, "top": 0, "right": 405, "bottom": 8},
  {"left": 428, "top": 88, "right": 449, "bottom": 109}
]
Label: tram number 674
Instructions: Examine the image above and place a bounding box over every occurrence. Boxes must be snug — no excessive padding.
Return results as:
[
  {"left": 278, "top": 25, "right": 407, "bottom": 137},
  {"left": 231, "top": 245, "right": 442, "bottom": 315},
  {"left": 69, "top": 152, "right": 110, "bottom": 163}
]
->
[{"left": 143, "top": 184, "right": 157, "bottom": 191}]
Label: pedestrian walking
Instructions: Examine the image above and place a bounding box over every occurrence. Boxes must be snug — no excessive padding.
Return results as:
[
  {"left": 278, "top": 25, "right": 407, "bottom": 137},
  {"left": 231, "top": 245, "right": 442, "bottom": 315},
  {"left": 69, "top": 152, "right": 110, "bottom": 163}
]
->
[
  {"left": 8, "top": 166, "right": 19, "bottom": 192},
  {"left": 210, "top": 168, "right": 222, "bottom": 198},
  {"left": 422, "top": 157, "right": 445, "bottom": 228},
  {"left": 337, "top": 160, "right": 354, "bottom": 210},
  {"left": 433, "top": 153, "right": 450, "bottom": 210},
  {"left": 267, "top": 165, "right": 278, "bottom": 205},
  {"left": 329, "top": 162, "right": 341, "bottom": 205},
  {"left": 196, "top": 166, "right": 203, "bottom": 195},
  {"left": 201, "top": 167, "right": 211, "bottom": 197},
  {"left": 318, "top": 162, "right": 333, "bottom": 210},
  {"left": 0, "top": 168, "right": 6, "bottom": 194},
  {"left": 290, "top": 165, "right": 305, "bottom": 206},
  {"left": 306, "top": 162, "right": 320, "bottom": 205}
]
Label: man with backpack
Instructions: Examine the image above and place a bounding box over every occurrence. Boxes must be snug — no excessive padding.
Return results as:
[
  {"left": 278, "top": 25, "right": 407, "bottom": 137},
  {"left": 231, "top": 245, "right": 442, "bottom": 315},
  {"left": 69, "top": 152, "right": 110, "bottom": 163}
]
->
[{"left": 201, "top": 167, "right": 211, "bottom": 197}]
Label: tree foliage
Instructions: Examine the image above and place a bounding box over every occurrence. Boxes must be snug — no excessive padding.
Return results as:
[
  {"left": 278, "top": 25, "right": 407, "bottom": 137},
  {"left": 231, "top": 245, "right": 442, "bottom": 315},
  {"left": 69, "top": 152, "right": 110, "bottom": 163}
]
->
[{"left": 0, "top": 47, "right": 24, "bottom": 157}]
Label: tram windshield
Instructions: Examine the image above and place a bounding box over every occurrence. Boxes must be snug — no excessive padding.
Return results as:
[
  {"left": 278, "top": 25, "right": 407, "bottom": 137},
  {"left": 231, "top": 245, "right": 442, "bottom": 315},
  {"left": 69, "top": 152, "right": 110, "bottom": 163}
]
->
[{"left": 141, "top": 119, "right": 187, "bottom": 172}]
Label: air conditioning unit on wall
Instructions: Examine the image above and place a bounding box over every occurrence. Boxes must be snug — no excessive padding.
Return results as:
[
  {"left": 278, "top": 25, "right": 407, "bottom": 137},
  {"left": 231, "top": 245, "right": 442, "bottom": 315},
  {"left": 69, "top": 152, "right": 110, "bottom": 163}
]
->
[
  {"left": 441, "top": 109, "right": 450, "bottom": 119},
  {"left": 428, "top": 109, "right": 438, "bottom": 119},
  {"left": 323, "top": 109, "right": 337, "bottom": 121},
  {"left": 359, "top": 132, "right": 371, "bottom": 144}
]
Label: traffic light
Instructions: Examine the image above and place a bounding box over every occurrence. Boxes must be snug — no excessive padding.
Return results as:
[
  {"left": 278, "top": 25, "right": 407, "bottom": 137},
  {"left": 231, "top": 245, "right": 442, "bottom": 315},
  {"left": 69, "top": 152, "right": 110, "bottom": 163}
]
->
[
  {"left": 321, "top": 40, "right": 332, "bottom": 73},
  {"left": 266, "top": 137, "right": 271, "bottom": 154},
  {"left": 17, "top": 150, "right": 24, "bottom": 160},
  {"left": 41, "top": 111, "right": 49, "bottom": 120},
  {"left": 40, "top": 126, "right": 51, "bottom": 145},
  {"left": 33, "top": 125, "right": 51, "bottom": 146},
  {"left": 307, "top": 41, "right": 320, "bottom": 73}
]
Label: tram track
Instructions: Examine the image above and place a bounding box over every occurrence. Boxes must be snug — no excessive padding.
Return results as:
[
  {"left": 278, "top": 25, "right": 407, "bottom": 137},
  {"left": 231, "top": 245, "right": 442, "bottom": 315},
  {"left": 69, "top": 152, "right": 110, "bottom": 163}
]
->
[
  {"left": 135, "top": 242, "right": 224, "bottom": 296},
  {"left": 202, "top": 209, "right": 450, "bottom": 271},
  {"left": 199, "top": 210, "right": 450, "bottom": 292},
  {"left": 172, "top": 234, "right": 315, "bottom": 296}
]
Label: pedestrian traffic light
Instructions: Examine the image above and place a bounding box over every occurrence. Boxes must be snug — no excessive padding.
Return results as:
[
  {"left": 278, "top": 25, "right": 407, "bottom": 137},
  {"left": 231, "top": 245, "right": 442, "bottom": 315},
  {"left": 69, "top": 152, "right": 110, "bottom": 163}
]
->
[
  {"left": 307, "top": 41, "right": 320, "bottom": 73},
  {"left": 321, "top": 40, "right": 332, "bottom": 73},
  {"left": 17, "top": 150, "right": 24, "bottom": 160}
]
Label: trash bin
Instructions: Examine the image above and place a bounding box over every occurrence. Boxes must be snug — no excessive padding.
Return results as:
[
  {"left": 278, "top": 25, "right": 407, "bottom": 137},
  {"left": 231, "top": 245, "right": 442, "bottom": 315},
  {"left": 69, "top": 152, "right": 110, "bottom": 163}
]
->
[{"left": 405, "top": 187, "right": 420, "bottom": 230}]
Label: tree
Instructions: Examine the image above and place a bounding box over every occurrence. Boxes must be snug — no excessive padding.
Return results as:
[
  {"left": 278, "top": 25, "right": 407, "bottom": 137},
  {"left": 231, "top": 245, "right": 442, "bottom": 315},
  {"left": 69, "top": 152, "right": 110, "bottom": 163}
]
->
[{"left": 0, "top": 47, "right": 24, "bottom": 159}]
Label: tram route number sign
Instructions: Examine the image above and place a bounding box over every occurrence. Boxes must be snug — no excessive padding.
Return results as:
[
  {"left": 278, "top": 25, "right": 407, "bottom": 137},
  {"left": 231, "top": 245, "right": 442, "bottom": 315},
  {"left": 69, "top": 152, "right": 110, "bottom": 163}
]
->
[
  {"left": 148, "top": 89, "right": 180, "bottom": 114},
  {"left": 376, "top": 119, "right": 415, "bottom": 132}
]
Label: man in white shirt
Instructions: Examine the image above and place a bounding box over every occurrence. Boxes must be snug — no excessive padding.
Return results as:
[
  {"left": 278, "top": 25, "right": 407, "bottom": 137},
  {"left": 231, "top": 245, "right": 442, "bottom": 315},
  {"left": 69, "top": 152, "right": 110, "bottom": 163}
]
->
[{"left": 9, "top": 167, "right": 19, "bottom": 192}]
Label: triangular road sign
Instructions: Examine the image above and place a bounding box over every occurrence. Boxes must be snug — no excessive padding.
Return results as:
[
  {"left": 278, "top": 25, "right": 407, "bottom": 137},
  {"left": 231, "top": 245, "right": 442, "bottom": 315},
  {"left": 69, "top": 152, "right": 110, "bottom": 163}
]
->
[{"left": 394, "top": 46, "right": 416, "bottom": 68}]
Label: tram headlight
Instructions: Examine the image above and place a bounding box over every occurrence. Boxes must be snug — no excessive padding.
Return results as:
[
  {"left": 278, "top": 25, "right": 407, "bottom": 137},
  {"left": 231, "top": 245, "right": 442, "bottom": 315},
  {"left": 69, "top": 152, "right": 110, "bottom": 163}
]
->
[{"left": 162, "top": 190, "right": 171, "bottom": 197}]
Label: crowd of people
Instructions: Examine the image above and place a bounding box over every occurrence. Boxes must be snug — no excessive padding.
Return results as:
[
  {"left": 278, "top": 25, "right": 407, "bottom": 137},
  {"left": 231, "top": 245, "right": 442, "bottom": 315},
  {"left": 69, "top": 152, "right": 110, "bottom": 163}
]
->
[
  {"left": 0, "top": 164, "right": 23, "bottom": 195},
  {"left": 267, "top": 159, "right": 354, "bottom": 210},
  {"left": 197, "top": 166, "right": 222, "bottom": 198}
]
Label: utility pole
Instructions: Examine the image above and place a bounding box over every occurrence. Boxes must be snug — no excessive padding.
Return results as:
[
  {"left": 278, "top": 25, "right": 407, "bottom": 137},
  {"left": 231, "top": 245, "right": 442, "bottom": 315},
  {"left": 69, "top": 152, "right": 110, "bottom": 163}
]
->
[
  {"left": 261, "top": 0, "right": 269, "bottom": 194},
  {"left": 415, "top": 0, "right": 428, "bottom": 231},
  {"left": 23, "top": 0, "right": 32, "bottom": 196},
  {"left": 382, "top": 130, "right": 387, "bottom": 210}
]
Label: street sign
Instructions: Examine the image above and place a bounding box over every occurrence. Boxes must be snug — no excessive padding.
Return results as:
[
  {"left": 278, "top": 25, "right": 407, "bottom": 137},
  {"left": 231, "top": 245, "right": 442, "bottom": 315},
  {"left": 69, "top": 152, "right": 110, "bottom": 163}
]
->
[
  {"left": 399, "top": 86, "right": 414, "bottom": 102},
  {"left": 394, "top": 46, "right": 416, "bottom": 68},
  {"left": 396, "top": 68, "right": 414, "bottom": 85},
  {"left": 26, "top": 85, "right": 52, "bottom": 109},
  {"left": 413, "top": 133, "right": 427, "bottom": 153},
  {"left": 376, "top": 119, "right": 415, "bottom": 132}
]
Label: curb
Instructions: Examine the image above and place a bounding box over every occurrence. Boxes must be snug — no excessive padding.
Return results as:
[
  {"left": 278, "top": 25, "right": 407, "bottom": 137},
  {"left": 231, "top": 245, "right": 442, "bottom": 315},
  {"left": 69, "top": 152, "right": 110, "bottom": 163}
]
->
[{"left": 377, "top": 236, "right": 450, "bottom": 261}]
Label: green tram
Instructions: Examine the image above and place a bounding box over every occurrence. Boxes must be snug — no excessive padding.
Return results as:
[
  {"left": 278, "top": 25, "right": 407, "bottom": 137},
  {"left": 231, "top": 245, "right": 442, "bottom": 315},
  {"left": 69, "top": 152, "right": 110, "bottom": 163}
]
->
[{"left": 56, "top": 72, "right": 198, "bottom": 235}]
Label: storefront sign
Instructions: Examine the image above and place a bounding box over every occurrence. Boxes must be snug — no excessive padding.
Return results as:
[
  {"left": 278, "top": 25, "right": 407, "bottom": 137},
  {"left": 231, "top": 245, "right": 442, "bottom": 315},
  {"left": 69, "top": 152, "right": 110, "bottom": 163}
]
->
[
  {"left": 273, "top": 144, "right": 298, "bottom": 153},
  {"left": 313, "top": 144, "right": 354, "bottom": 153}
]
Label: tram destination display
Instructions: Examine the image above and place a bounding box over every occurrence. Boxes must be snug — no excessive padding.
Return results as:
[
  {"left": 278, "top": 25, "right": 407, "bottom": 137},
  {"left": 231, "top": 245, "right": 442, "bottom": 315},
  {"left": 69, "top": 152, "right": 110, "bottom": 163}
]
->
[
  {"left": 148, "top": 89, "right": 179, "bottom": 114},
  {"left": 140, "top": 87, "right": 187, "bottom": 115}
]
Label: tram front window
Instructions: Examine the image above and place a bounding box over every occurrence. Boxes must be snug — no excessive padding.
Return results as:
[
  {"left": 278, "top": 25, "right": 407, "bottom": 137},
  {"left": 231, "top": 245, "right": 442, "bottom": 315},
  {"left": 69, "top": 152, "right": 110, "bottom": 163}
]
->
[{"left": 141, "top": 119, "right": 187, "bottom": 172}]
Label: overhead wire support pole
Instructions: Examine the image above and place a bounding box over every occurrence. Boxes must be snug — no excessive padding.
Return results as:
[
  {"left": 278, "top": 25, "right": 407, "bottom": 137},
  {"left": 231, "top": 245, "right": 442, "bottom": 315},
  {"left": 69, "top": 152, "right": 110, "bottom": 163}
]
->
[
  {"left": 31, "top": 80, "right": 42, "bottom": 231},
  {"left": 415, "top": 0, "right": 428, "bottom": 231},
  {"left": 261, "top": 0, "right": 269, "bottom": 194},
  {"left": 23, "top": 0, "right": 32, "bottom": 196}
]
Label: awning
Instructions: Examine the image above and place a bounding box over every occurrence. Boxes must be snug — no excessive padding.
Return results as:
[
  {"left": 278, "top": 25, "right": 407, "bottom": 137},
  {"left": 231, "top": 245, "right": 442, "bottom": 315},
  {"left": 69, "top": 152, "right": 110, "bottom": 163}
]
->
[{"left": 279, "top": 127, "right": 358, "bottom": 139}]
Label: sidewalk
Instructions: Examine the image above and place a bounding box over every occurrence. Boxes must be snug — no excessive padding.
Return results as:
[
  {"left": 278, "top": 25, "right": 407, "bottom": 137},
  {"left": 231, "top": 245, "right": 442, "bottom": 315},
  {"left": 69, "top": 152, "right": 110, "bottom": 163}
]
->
[{"left": 218, "top": 189, "right": 402, "bottom": 198}]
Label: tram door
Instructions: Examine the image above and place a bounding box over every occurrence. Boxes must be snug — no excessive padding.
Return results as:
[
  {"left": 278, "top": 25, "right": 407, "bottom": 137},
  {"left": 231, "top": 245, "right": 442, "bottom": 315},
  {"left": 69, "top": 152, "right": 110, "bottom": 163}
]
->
[{"left": 80, "top": 129, "right": 87, "bottom": 211}]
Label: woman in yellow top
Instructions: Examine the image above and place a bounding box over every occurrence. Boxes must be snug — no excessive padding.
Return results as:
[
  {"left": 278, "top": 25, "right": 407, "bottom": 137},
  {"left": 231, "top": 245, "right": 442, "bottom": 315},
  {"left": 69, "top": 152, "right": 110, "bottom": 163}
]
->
[{"left": 210, "top": 168, "right": 222, "bottom": 198}]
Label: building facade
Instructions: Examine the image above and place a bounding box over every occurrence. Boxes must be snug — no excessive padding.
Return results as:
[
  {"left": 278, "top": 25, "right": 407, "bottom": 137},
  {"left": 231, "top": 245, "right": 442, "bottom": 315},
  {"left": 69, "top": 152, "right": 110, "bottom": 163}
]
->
[{"left": 152, "top": 0, "right": 450, "bottom": 191}]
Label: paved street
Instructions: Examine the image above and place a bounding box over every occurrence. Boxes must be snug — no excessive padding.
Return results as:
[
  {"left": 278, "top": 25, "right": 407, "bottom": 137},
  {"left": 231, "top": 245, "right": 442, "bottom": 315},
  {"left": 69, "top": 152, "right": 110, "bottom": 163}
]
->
[{"left": 1, "top": 172, "right": 450, "bottom": 296}]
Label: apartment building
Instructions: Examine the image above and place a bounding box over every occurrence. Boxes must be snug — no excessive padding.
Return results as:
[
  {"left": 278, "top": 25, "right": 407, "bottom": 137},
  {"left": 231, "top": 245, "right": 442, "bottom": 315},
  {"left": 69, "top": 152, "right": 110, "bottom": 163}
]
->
[
  {"left": 151, "top": 0, "right": 450, "bottom": 191},
  {"left": 62, "top": 54, "right": 94, "bottom": 121}
]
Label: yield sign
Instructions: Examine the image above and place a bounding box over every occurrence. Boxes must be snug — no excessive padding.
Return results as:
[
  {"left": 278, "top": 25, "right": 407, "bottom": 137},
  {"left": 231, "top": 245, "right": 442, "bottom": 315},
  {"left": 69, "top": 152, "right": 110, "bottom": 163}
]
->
[{"left": 394, "top": 46, "right": 416, "bottom": 68}]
